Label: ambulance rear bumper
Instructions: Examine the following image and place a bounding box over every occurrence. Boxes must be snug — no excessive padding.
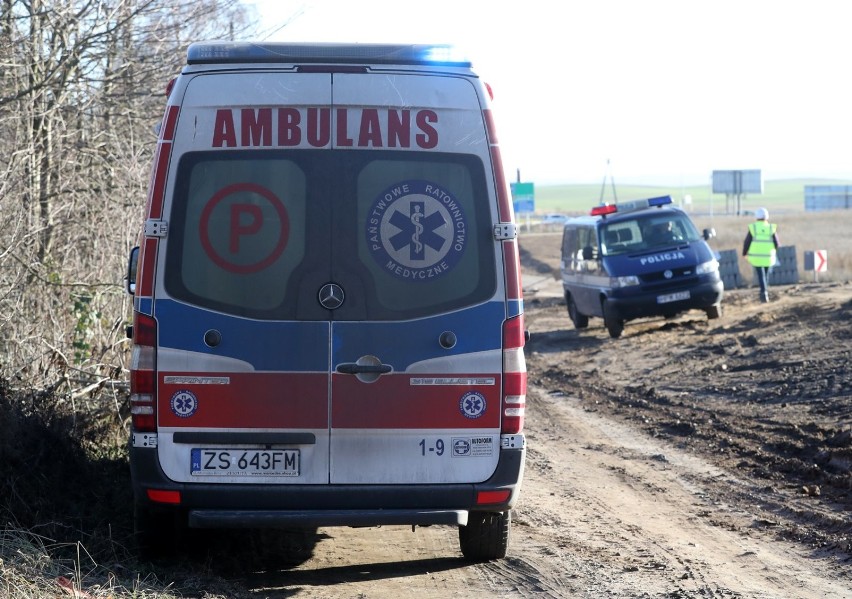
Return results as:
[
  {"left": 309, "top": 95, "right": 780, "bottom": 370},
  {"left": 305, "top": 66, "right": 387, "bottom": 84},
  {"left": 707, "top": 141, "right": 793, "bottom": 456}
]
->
[
  {"left": 130, "top": 444, "right": 525, "bottom": 527},
  {"left": 189, "top": 508, "right": 469, "bottom": 528}
]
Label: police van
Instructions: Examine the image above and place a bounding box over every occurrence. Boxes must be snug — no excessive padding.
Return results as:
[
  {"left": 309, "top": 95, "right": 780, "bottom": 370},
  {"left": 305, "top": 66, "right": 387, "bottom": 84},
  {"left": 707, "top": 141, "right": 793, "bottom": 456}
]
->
[
  {"left": 559, "top": 196, "right": 723, "bottom": 338},
  {"left": 125, "top": 42, "right": 527, "bottom": 561}
]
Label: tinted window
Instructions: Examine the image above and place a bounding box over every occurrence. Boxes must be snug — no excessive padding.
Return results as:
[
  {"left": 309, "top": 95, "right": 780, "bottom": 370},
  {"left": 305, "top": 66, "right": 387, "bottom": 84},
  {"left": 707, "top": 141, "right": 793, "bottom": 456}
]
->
[
  {"left": 165, "top": 150, "right": 496, "bottom": 321},
  {"left": 601, "top": 212, "right": 699, "bottom": 255}
]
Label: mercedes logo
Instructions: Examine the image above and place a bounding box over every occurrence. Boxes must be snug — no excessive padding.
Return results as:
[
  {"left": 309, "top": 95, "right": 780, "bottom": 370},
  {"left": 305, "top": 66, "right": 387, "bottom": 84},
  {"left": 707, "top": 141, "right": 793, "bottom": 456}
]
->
[
  {"left": 664, "top": 270, "right": 673, "bottom": 279},
  {"left": 318, "top": 283, "right": 345, "bottom": 310}
]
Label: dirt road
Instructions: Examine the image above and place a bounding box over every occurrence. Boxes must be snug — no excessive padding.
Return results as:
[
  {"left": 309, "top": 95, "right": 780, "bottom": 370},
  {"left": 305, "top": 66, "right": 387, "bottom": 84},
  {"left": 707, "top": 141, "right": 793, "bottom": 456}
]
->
[{"left": 200, "top": 232, "right": 850, "bottom": 598}]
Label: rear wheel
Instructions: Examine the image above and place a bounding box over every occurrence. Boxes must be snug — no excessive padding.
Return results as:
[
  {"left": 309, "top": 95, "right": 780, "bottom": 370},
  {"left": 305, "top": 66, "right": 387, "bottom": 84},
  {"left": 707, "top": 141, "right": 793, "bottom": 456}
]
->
[
  {"left": 706, "top": 304, "right": 722, "bottom": 319},
  {"left": 603, "top": 302, "right": 624, "bottom": 339},
  {"left": 459, "top": 510, "right": 510, "bottom": 561},
  {"left": 134, "top": 504, "right": 181, "bottom": 560},
  {"left": 566, "top": 293, "right": 589, "bottom": 329}
]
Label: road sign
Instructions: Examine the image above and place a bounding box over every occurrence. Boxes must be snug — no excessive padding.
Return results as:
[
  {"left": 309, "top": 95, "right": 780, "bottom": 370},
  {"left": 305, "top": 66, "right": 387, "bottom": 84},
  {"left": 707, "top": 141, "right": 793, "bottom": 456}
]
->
[
  {"left": 815, "top": 250, "right": 828, "bottom": 273},
  {"left": 511, "top": 182, "right": 535, "bottom": 214}
]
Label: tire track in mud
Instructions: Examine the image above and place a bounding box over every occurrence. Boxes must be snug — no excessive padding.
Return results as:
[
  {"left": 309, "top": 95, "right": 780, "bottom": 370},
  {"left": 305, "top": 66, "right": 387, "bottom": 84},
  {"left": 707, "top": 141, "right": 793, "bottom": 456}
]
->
[{"left": 518, "top": 380, "right": 851, "bottom": 598}]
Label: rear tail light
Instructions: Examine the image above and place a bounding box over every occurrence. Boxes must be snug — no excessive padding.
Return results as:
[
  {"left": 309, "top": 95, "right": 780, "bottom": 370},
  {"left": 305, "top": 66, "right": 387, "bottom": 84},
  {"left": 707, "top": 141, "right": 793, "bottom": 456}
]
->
[
  {"left": 147, "top": 489, "right": 181, "bottom": 504},
  {"left": 501, "top": 314, "right": 527, "bottom": 434},
  {"left": 130, "top": 312, "right": 157, "bottom": 432},
  {"left": 476, "top": 489, "right": 511, "bottom": 505}
]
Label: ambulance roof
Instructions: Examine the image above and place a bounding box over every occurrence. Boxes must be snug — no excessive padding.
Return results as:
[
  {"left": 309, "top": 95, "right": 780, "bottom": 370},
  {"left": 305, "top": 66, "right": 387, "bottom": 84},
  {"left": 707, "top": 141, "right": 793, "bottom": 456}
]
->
[{"left": 186, "top": 42, "right": 472, "bottom": 67}]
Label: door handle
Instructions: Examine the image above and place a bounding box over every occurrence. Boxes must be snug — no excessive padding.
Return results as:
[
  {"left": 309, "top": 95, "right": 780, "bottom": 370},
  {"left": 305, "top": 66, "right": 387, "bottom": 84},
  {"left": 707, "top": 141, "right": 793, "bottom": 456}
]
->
[{"left": 336, "top": 363, "right": 392, "bottom": 374}]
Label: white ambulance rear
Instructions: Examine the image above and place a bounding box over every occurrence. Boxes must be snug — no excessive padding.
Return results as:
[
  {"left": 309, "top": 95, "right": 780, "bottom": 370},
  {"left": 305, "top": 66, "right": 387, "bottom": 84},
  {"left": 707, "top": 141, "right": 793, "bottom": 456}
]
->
[{"left": 126, "top": 42, "right": 526, "bottom": 561}]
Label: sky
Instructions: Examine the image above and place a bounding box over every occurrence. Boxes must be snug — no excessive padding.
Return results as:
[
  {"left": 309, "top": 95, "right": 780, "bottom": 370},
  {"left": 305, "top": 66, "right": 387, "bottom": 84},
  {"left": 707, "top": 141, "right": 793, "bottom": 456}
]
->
[{"left": 246, "top": 0, "right": 852, "bottom": 186}]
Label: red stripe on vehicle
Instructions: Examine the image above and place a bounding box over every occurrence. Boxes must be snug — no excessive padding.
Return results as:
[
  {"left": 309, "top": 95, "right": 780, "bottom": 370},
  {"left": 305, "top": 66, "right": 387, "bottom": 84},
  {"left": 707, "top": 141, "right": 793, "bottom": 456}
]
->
[
  {"left": 331, "top": 374, "right": 500, "bottom": 429},
  {"left": 483, "top": 109, "right": 499, "bottom": 144},
  {"left": 137, "top": 237, "right": 158, "bottom": 297},
  {"left": 503, "top": 242, "right": 522, "bottom": 301},
  {"left": 484, "top": 109, "right": 513, "bottom": 223},
  {"left": 161, "top": 105, "right": 179, "bottom": 141},
  {"left": 158, "top": 372, "right": 328, "bottom": 428},
  {"left": 147, "top": 142, "right": 172, "bottom": 220}
]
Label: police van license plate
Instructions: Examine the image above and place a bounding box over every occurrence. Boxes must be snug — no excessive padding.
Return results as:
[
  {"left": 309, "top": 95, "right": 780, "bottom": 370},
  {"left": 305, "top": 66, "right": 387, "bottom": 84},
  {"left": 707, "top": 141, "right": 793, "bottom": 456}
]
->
[
  {"left": 657, "top": 290, "right": 690, "bottom": 304},
  {"left": 191, "top": 448, "right": 300, "bottom": 476}
]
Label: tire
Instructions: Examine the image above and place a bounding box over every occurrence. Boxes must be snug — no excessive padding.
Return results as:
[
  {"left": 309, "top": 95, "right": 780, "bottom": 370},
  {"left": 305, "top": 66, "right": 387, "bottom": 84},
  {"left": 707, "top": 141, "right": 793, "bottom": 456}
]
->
[
  {"left": 459, "top": 510, "right": 510, "bottom": 561},
  {"left": 706, "top": 304, "right": 722, "bottom": 319},
  {"left": 603, "top": 301, "right": 624, "bottom": 339},
  {"left": 566, "top": 293, "right": 589, "bottom": 329}
]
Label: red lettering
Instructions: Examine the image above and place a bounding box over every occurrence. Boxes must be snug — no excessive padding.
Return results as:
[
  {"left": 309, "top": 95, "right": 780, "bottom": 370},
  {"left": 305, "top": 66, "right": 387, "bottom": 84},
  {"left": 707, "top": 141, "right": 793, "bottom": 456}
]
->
[
  {"left": 230, "top": 203, "right": 263, "bottom": 253},
  {"left": 212, "top": 109, "right": 237, "bottom": 147},
  {"left": 210, "top": 107, "right": 439, "bottom": 149},
  {"left": 415, "top": 110, "right": 438, "bottom": 149},
  {"left": 307, "top": 107, "right": 331, "bottom": 147},
  {"left": 278, "top": 108, "right": 301, "bottom": 146},
  {"left": 241, "top": 108, "right": 272, "bottom": 146},
  {"left": 336, "top": 108, "right": 353, "bottom": 147},
  {"left": 387, "top": 110, "right": 410, "bottom": 148},
  {"left": 358, "top": 109, "right": 383, "bottom": 147}
]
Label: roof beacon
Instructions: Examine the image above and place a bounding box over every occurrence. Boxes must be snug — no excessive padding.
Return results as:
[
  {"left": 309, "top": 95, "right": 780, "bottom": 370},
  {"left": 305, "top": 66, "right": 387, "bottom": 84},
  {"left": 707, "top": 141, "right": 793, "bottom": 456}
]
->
[{"left": 590, "top": 195, "right": 673, "bottom": 217}]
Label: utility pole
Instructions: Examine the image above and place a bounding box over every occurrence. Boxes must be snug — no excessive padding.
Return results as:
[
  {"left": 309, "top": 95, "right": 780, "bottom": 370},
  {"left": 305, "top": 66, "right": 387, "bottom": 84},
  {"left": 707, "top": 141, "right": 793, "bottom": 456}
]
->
[{"left": 599, "top": 159, "right": 618, "bottom": 205}]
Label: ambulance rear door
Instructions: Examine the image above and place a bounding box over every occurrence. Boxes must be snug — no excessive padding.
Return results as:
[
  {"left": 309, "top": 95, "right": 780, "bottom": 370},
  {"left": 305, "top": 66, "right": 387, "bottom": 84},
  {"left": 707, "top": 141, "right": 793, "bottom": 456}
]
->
[{"left": 326, "top": 72, "right": 505, "bottom": 484}]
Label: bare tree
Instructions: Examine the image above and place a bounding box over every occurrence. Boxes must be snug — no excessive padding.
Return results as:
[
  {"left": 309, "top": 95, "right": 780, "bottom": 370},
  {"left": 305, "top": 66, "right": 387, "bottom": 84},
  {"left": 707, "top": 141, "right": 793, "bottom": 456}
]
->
[{"left": 0, "top": 0, "right": 255, "bottom": 389}]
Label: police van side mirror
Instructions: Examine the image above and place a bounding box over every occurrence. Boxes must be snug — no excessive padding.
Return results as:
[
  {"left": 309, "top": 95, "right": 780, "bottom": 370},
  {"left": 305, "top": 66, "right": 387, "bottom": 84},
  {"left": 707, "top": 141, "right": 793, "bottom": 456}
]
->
[
  {"left": 703, "top": 228, "right": 716, "bottom": 241},
  {"left": 126, "top": 246, "right": 139, "bottom": 295},
  {"left": 582, "top": 246, "right": 594, "bottom": 260}
]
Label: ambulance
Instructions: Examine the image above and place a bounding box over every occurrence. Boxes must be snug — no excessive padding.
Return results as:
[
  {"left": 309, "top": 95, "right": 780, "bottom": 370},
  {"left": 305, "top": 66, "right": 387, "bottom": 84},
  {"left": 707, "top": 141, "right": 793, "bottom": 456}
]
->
[
  {"left": 125, "top": 42, "right": 526, "bottom": 561},
  {"left": 560, "top": 196, "right": 723, "bottom": 338}
]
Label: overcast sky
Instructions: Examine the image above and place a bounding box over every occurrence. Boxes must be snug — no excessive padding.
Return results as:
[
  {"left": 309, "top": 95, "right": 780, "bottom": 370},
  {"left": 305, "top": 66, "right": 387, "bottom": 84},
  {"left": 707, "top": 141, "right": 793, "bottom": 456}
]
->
[{"left": 246, "top": 0, "right": 852, "bottom": 186}]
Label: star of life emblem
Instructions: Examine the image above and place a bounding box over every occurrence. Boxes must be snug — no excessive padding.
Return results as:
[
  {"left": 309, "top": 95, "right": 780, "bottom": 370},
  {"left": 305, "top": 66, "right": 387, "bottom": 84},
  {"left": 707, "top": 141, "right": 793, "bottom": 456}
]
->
[{"left": 366, "top": 180, "right": 467, "bottom": 280}]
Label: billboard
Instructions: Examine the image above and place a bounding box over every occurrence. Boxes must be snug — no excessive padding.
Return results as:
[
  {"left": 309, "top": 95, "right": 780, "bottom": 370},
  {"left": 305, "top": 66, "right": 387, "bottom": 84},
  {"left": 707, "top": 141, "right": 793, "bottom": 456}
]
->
[{"left": 712, "top": 170, "right": 763, "bottom": 194}]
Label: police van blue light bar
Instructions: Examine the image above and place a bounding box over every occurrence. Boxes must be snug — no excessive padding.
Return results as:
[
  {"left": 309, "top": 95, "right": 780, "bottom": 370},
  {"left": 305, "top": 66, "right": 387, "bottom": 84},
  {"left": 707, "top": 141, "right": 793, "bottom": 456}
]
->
[
  {"left": 186, "top": 42, "right": 472, "bottom": 67},
  {"left": 590, "top": 195, "right": 673, "bottom": 217}
]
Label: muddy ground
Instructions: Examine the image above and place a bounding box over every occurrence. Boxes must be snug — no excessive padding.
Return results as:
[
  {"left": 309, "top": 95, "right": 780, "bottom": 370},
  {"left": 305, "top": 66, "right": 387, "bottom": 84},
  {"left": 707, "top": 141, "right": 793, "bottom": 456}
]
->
[
  {"left": 25, "top": 231, "right": 845, "bottom": 598},
  {"left": 169, "top": 231, "right": 850, "bottom": 599}
]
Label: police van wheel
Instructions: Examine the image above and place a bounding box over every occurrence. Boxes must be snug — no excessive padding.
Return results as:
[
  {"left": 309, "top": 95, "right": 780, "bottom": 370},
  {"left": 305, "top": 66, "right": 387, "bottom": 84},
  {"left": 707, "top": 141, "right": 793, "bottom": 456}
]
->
[
  {"left": 459, "top": 510, "right": 510, "bottom": 561},
  {"left": 603, "top": 303, "right": 624, "bottom": 338},
  {"left": 566, "top": 294, "right": 589, "bottom": 329},
  {"left": 706, "top": 304, "right": 722, "bottom": 319}
]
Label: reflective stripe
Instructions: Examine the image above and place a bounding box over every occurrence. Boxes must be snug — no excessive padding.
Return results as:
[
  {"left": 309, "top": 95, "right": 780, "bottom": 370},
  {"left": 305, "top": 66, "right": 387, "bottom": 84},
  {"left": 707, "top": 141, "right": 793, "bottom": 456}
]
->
[{"left": 747, "top": 221, "right": 777, "bottom": 267}]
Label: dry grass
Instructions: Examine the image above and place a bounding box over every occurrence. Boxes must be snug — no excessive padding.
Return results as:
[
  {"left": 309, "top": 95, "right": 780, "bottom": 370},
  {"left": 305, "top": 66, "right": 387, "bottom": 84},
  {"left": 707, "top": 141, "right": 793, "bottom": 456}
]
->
[{"left": 692, "top": 209, "right": 851, "bottom": 284}]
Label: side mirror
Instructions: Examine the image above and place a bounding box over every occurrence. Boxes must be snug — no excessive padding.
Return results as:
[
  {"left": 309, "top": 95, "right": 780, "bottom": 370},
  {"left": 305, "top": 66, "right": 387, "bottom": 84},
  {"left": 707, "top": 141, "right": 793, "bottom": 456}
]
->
[
  {"left": 582, "top": 246, "right": 594, "bottom": 260},
  {"left": 126, "top": 246, "right": 139, "bottom": 295},
  {"left": 703, "top": 228, "right": 716, "bottom": 241}
]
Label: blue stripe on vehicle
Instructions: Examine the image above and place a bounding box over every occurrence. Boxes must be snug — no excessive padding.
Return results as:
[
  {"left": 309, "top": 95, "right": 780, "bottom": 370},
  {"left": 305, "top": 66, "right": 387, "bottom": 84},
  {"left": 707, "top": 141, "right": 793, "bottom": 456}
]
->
[
  {"left": 332, "top": 301, "right": 505, "bottom": 370},
  {"left": 507, "top": 299, "right": 523, "bottom": 318},
  {"left": 153, "top": 300, "right": 329, "bottom": 371},
  {"left": 136, "top": 297, "right": 153, "bottom": 316}
]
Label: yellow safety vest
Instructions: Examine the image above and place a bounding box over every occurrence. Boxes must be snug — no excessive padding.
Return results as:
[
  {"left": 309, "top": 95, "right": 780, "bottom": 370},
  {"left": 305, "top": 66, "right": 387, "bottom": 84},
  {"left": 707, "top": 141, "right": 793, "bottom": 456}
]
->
[{"left": 747, "top": 221, "right": 777, "bottom": 267}]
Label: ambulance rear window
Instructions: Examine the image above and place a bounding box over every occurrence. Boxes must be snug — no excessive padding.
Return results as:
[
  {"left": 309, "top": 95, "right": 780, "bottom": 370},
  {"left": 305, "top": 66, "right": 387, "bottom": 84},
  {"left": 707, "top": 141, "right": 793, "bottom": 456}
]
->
[{"left": 164, "top": 150, "right": 496, "bottom": 321}]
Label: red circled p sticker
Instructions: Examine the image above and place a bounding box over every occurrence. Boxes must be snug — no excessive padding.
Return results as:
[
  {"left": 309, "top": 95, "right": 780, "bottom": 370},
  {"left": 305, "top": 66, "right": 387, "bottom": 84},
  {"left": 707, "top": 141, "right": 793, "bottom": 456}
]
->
[{"left": 199, "top": 182, "right": 290, "bottom": 274}]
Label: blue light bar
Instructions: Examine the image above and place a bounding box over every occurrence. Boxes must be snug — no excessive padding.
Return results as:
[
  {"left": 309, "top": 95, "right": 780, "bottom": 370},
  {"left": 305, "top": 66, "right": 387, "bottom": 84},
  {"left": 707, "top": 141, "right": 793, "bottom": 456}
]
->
[
  {"left": 647, "top": 195, "right": 673, "bottom": 207},
  {"left": 186, "top": 42, "right": 472, "bottom": 67}
]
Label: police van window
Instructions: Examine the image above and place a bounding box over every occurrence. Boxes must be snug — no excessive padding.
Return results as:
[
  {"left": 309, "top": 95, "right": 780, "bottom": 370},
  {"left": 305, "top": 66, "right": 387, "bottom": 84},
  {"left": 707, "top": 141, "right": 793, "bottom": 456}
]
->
[
  {"left": 561, "top": 227, "right": 578, "bottom": 265},
  {"left": 601, "top": 222, "right": 641, "bottom": 256},
  {"left": 355, "top": 156, "right": 495, "bottom": 317},
  {"left": 165, "top": 151, "right": 307, "bottom": 317},
  {"left": 639, "top": 214, "right": 699, "bottom": 248},
  {"left": 577, "top": 226, "right": 598, "bottom": 260}
]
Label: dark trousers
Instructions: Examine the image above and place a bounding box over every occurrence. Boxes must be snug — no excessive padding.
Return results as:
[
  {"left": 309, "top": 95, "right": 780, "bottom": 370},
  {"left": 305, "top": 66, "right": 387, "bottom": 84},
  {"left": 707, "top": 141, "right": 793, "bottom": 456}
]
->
[{"left": 754, "top": 266, "right": 769, "bottom": 300}]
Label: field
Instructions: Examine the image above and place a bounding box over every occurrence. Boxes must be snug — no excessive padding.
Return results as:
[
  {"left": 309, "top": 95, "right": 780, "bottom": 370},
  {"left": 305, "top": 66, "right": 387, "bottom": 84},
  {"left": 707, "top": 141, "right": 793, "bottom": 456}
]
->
[
  {"left": 529, "top": 177, "right": 852, "bottom": 216},
  {"left": 524, "top": 181, "right": 852, "bottom": 283}
]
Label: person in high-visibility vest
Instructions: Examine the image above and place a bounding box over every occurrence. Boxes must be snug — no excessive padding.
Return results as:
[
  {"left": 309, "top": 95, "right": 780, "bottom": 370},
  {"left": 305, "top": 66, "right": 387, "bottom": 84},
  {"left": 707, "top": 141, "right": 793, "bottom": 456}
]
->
[{"left": 742, "top": 207, "right": 780, "bottom": 303}]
